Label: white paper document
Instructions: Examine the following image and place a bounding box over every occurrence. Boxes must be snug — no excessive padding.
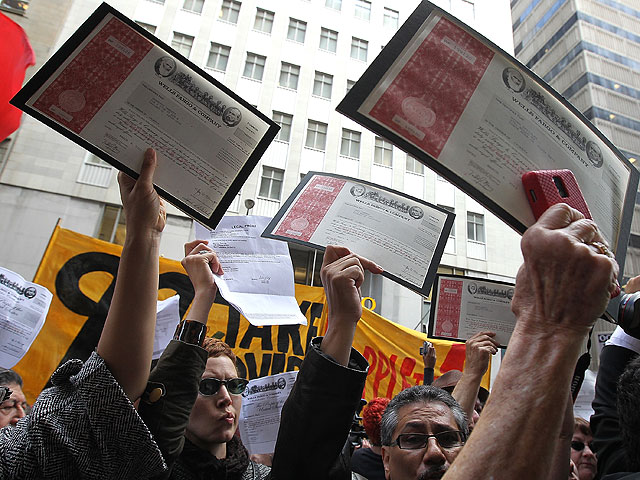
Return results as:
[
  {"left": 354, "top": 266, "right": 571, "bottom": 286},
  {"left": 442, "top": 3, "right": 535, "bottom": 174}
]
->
[
  {"left": 0, "top": 267, "right": 52, "bottom": 368},
  {"left": 238, "top": 370, "right": 298, "bottom": 455},
  {"left": 195, "top": 216, "right": 307, "bottom": 326},
  {"left": 429, "top": 274, "right": 516, "bottom": 346},
  {"left": 153, "top": 294, "right": 181, "bottom": 360}
]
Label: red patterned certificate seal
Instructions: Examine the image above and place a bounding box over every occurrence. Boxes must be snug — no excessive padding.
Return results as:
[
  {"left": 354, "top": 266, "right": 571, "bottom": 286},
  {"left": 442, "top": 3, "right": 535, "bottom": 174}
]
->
[
  {"left": 58, "top": 90, "right": 86, "bottom": 113},
  {"left": 290, "top": 217, "right": 309, "bottom": 231},
  {"left": 401, "top": 97, "right": 436, "bottom": 128}
]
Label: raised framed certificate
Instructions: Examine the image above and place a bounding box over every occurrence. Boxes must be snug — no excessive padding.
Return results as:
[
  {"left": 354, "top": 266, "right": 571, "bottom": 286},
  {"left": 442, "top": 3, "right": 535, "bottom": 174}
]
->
[
  {"left": 429, "top": 274, "right": 516, "bottom": 347},
  {"left": 337, "top": 1, "right": 638, "bottom": 321},
  {"left": 263, "top": 172, "right": 455, "bottom": 297},
  {"left": 11, "top": 2, "right": 279, "bottom": 229}
]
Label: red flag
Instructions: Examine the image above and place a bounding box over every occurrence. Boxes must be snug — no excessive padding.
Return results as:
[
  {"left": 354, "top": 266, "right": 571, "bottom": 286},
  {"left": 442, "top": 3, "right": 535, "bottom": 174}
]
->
[{"left": 0, "top": 12, "right": 35, "bottom": 141}]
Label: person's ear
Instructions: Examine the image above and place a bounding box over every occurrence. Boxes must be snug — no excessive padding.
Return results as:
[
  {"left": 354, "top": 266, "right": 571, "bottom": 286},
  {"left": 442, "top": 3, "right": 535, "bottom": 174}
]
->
[{"left": 381, "top": 446, "right": 392, "bottom": 480}]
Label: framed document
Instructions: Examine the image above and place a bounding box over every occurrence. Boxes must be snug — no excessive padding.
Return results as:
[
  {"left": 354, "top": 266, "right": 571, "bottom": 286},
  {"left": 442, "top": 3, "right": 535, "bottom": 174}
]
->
[
  {"left": 11, "top": 2, "right": 279, "bottom": 229},
  {"left": 337, "top": 1, "right": 638, "bottom": 321},
  {"left": 429, "top": 274, "right": 516, "bottom": 347},
  {"left": 263, "top": 172, "right": 455, "bottom": 297}
]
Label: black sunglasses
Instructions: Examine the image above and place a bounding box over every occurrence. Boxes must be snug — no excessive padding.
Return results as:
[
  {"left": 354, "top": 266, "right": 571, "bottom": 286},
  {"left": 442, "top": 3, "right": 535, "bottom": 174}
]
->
[
  {"left": 198, "top": 377, "right": 248, "bottom": 396},
  {"left": 571, "top": 440, "right": 593, "bottom": 452}
]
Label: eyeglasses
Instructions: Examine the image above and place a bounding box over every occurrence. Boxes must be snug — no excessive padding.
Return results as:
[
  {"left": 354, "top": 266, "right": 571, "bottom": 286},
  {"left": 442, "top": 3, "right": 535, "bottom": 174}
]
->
[
  {"left": 571, "top": 440, "right": 593, "bottom": 452},
  {"left": 198, "top": 377, "right": 248, "bottom": 396},
  {"left": 391, "top": 431, "right": 464, "bottom": 450}
]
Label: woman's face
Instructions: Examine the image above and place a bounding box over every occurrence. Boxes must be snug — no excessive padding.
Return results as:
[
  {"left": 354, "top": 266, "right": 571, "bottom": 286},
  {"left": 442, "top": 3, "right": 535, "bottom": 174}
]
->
[
  {"left": 570, "top": 430, "right": 597, "bottom": 480},
  {"left": 186, "top": 355, "right": 242, "bottom": 448}
]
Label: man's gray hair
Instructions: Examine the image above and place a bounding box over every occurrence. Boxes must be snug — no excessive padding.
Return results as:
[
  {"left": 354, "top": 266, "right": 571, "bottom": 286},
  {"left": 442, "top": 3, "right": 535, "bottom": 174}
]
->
[
  {"left": 0, "top": 368, "right": 22, "bottom": 388},
  {"left": 380, "top": 385, "right": 469, "bottom": 446}
]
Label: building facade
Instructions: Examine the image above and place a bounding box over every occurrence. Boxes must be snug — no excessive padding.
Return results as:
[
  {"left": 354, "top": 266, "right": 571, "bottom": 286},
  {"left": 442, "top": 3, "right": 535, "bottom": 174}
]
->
[{"left": 0, "top": 0, "right": 522, "bottom": 331}]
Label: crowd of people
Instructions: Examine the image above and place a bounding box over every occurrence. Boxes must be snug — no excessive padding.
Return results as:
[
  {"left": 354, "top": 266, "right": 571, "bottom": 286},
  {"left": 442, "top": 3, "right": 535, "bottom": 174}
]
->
[{"left": 0, "top": 147, "right": 637, "bottom": 479}]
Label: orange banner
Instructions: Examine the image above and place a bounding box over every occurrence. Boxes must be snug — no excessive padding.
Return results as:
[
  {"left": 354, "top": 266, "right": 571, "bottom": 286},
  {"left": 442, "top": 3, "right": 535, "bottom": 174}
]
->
[{"left": 16, "top": 226, "right": 488, "bottom": 403}]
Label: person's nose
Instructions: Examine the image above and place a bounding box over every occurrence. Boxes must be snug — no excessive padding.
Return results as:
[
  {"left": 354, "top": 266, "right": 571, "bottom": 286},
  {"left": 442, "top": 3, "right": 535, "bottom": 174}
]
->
[
  {"left": 10, "top": 405, "right": 26, "bottom": 425},
  {"left": 422, "top": 437, "right": 447, "bottom": 465},
  {"left": 582, "top": 444, "right": 596, "bottom": 460},
  {"left": 215, "top": 385, "right": 232, "bottom": 407}
]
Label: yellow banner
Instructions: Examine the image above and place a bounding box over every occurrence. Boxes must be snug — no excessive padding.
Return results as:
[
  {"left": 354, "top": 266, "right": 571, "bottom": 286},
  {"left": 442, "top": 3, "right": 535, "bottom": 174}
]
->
[{"left": 16, "top": 226, "right": 488, "bottom": 403}]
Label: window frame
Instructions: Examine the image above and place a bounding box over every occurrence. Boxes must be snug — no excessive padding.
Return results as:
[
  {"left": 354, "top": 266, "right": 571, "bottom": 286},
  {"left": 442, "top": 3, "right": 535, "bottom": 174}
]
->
[
  {"left": 171, "top": 32, "right": 195, "bottom": 58},
  {"left": 354, "top": 0, "right": 371, "bottom": 21},
  {"left": 272, "top": 111, "right": 293, "bottom": 142},
  {"left": 279, "top": 62, "right": 300, "bottom": 90},
  {"left": 373, "top": 137, "right": 393, "bottom": 167},
  {"left": 305, "top": 120, "right": 328, "bottom": 151},
  {"left": 312, "top": 71, "right": 333, "bottom": 99},
  {"left": 287, "top": 18, "right": 307, "bottom": 43},
  {"left": 206, "top": 42, "right": 231, "bottom": 71},
  {"left": 219, "top": 0, "right": 241, "bottom": 24},
  {"left": 467, "top": 212, "right": 486, "bottom": 243},
  {"left": 259, "top": 166, "right": 285, "bottom": 200},
  {"left": 319, "top": 27, "right": 338, "bottom": 53},
  {"left": 243, "top": 52, "right": 266, "bottom": 81},
  {"left": 406, "top": 156, "right": 424, "bottom": 174},
  {"left": 350, "top": 37, "right": 368, "bottom": 62},
  {"left": 340, "top": 129, "right": 361, "bottom": 159},
  {"left": 325, "top": 0, "right": 342, "bottom": 11},
  {"left": 383, "top": 7, "right": 399, "bottom": 29},
  {"left": 253, "top": 7, "right": 275, "bottom": 33},
  {"left": 182, "top": 0, "right": 204, "bottom": 14}
]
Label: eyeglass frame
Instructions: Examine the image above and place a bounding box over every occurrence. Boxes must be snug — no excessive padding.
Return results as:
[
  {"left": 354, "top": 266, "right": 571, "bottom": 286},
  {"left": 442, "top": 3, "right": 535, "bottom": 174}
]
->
[
  {"left": 198, "top": 377, "right": 249, "bottom": 396},
  {"left": 390, "top": 430, "right": 465, "bottom": 450}
]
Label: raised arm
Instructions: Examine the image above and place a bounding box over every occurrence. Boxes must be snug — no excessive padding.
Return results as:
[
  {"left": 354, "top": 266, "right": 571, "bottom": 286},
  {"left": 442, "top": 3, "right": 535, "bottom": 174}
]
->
[
  {"left": 319, "top": 245, "right": 383, "bottom": 365},
  {"left": 445, "top": 204, "right": 618, "bottom": 479},
  {"left": 451, "top": 331, "right": 497, "bottom": 427},
  {"left": 96, "top": 148, "right": 166, "bottom": 401},
  {"left": 422, "top": 341, "right": 437, "bottom": 385}
]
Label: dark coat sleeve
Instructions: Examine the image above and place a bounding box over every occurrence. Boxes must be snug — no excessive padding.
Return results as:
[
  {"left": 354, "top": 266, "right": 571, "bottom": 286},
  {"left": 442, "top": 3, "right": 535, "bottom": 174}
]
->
[
  {"left": 138, "top": 340, "right": 208, "bottom": 477},
  {"left": 270, "top": 337, "right": 369, "bottom": 480},
  {"left": 591, "top": 344, "right": 638, "bottom": 478}
]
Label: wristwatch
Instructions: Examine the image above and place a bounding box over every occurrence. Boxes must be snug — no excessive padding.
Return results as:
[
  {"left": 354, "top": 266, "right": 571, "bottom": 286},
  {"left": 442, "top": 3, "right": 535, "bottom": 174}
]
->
[{"left": 173, "top": 320, "right": 208, "bottom": 346}]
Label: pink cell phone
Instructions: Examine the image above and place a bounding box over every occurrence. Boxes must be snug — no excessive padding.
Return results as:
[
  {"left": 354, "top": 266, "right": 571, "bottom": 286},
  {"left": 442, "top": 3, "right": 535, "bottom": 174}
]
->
[{"left": 522, "top": 169, "right": 592, "bottom": 220}]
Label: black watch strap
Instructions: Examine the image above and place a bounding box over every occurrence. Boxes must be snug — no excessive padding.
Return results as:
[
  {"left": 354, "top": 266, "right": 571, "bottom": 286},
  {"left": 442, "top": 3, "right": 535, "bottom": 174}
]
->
[{"left": 173, "top": 320, "right": 208, "bottom": 346}]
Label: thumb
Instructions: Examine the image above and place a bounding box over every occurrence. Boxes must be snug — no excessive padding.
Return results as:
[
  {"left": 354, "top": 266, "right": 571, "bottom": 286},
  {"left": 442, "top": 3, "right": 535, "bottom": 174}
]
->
[{"left": 138, "top": 148, "right": 158, "bottom": 187}]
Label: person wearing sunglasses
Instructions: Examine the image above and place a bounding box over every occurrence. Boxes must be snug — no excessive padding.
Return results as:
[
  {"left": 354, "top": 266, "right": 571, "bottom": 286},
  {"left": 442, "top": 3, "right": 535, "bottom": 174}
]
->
[
  {"left": 570, "top": 417, "right": 597, "bottom": 480},
  {"left": 139, "top": 243, "right": 383, "bottom": 479}
]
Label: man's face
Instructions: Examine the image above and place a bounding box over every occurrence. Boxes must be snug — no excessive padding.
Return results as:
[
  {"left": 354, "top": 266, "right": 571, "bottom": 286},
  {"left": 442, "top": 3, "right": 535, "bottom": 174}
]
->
[
  {"left": 382, "top": 401, "right": 462, "bottom": 480},
  {"left": 0, "top": 383, "right": 28, "bottom": 428},
  {"left": 186, "top": 356, "right": 242, "bottom": 448},
  {"left": 571, "top": 430, "right": 597, "bottom": 480}
]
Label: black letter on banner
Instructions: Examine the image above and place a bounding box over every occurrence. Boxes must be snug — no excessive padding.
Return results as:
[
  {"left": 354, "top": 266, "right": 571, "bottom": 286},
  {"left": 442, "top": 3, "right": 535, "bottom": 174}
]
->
[
  {"left": 277, "top": 325, "right": 304, "bottom": 355},
  {"left": 159, "top": 271, "right": 194, "bottom": 318},
  {"left": 239, "top": 325, "right": 273, "bottom": 351}
]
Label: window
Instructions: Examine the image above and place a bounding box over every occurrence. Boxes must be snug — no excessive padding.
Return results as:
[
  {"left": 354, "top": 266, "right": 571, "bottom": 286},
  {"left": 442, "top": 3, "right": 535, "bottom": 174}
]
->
[
  {"left": 351, "top": 37, "right": 368, "bottom": 61},
  {"left": 467, "top": 212, "right": 485, "bottom": 243},
  {"left": 354, "top": 0, "right": 371, "bottom": 21},
  {"left": 346, "top": 80, "right": 356, "bottom": 93},
  {"left": 279, "top": 62, "right": 300, "bottom": 90},
  {"left": 319, "top": 28, "right": 338, "bottom": 53},
  {"left": 305, "top": 120, "right": 328, "bottom": 150},
  {"left": 273, "top": 111, "right": 293, "bottom": 142},
  {"left": 287, "top": 18, "right": 307, "bottom": 43},
  {"left": 206, "top": 43, "right": 231, "bottom": 71},
  {"left": 254, "top": 8, "right": 274, "bottom": 33},
  {"left": 219, "top": 0, "right": 241, "bottom": 23},
  {"left": 341, "top": 129, "right": 361, "bottom": 158},
  {"left": 383, "top": 8, "right": 399, "bottom": 29},
  {"left": 243, "top": 53, "right": 266, "bottom": 81},
  {"left": 182, "top": 0, "right": 204, "bottom": 13},
  {"left": 171, "top": 33, "right": 194, "bottom": 58},
  {"left": 259, "top": 167, "right": 284, "bottom": 200},
  {"left": 136, "top": 22, "right": 156, "bottom": 34},
  {"left": 406, "top": 156, "right": 424, "bottom": 174},
  {"left": 97, "top": 206, "right": 127, "bottom": 245},
  {"left": 313, "top": 71, "right": 333, "bottom": 99},
  {"left": 77, "top": 153, "right": 113, "bottom": 188},
  {"left": 374, "top": 137, "right": 393, "bottom": 166},
  {"left": 325, "top": 0, "right": 341, "bottom": 10},
  {"left": 439, "top": 205, "right": 455, "bottom": 237}
]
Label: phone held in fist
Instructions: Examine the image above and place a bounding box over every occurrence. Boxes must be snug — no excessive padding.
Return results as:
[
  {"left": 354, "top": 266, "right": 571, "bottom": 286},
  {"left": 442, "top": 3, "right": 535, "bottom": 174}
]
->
[
  {"left": 522, "top": 169, "right": 592, "bottom": 220},
  {"left": 419, "top": 341, "right": 432, "bottom": 355}
]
